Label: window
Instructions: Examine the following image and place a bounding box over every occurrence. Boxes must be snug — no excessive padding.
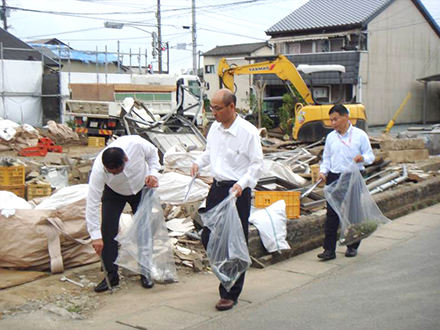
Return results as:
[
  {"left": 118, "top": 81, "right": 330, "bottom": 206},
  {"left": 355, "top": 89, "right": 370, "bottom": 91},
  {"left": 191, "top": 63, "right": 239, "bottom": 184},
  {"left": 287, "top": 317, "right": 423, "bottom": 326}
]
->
[
  {"left": 315, "top": 40, "right": 329, "bottom": 53},
  {"left": 287, "top": 42, "right": 300, "bottom": 54},
  {"left": 205, "top": 65, "right": 215, "bottom": 74},
  {"left": 300, "top": 41, "right": 313, "bottom": 53},
  {"left": 330, "top": 38, "right": 344, "bottom": 51}
]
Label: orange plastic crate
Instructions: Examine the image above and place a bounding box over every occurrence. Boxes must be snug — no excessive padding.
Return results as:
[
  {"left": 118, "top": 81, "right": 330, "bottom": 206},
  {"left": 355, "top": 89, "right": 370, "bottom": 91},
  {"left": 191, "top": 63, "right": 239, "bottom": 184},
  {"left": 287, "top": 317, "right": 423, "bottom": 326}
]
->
[
  {"left": 0, "top": 165, "right": 25, "bottom": 186},
  {"left": 254, "top": 191, "right": 301, "bottom": 219},
  {"left": 0, "top": 184, "right": 26, "bottom": 199}
]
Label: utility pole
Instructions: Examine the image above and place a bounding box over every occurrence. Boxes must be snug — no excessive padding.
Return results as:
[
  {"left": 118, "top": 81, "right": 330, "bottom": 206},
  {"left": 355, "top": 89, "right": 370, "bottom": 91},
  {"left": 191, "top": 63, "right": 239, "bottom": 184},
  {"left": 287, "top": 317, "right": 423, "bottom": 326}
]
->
[
  {"left": 157, "top": 0, "right": 162, "bottom": 73},
  {"left": 2, "top": 0, "right": 7, "bottom": 31},
  {"left": 192, "top": 0, "right": 197, "bottom": 75}
]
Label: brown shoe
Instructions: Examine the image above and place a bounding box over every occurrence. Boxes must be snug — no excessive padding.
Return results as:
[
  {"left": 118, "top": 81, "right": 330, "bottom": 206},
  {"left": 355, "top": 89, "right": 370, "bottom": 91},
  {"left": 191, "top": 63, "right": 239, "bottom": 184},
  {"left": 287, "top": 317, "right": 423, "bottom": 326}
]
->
[{"left": 215, "top": 298, "right": 236, "bottom": 311}]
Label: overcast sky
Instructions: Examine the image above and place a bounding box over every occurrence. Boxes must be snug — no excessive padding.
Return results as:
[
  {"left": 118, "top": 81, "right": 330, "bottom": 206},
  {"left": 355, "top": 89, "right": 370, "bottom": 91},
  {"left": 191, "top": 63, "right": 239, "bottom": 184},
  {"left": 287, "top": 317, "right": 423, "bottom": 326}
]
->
[{"left": 6, "top": 0, "right": 440, "bottom": 74}]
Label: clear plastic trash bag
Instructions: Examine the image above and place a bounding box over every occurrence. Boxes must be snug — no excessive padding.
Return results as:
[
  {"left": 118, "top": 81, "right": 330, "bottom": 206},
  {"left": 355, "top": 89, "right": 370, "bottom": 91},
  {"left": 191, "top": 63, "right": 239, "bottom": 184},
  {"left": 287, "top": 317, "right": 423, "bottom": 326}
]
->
[
  {"left": 201, "top": 194, "right": 251, "bottom": 292},
  {"left": 324, "top": 163, "right": 390, "bottom": 246},
  {"left": 115, "top": 188, "right": 178, "bottom": 284}
]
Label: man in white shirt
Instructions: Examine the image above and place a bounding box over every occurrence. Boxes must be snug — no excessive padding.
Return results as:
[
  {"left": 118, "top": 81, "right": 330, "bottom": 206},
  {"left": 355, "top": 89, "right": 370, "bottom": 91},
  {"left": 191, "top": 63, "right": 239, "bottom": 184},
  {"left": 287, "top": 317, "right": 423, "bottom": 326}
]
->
[
  {"left": 318, "top": 104, "right": 375, "bottom": 260},
  {"left": 86, "top": 135, "right": 160, "bottom": 292},
  {"left": 191, "top": 88, "right": 264, "bottom": 311}
]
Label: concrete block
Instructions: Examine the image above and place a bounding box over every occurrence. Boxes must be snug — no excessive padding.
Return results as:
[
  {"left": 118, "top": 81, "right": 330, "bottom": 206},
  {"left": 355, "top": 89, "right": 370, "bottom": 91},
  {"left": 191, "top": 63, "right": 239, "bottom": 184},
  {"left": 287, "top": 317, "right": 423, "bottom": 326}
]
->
[
  {"left": 380, "top": 138, "right": 425, "bottom": 151},
  {"left": 384, "top": 149, "right": 429, "bottom": 163}
]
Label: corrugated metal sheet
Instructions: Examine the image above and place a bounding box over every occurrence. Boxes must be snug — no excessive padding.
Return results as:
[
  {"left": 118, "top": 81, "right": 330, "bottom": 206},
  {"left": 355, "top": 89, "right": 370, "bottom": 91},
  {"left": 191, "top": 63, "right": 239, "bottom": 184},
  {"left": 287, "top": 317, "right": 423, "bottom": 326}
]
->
[
  {"left": 266, "top": 0, "right": 393, "bottom": 34},
  {"left": 28, "top": 44, "right": 118, "bottom": 64}
]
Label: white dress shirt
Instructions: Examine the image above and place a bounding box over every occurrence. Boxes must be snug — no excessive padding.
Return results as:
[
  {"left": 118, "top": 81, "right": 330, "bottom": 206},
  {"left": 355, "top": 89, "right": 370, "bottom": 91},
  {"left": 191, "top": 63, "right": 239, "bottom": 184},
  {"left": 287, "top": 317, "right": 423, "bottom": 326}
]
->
[
  {"left": 86, "top": 135, "right": 160, "bottom": 240},
  {"left": 320, "top": 125, "right": 375, "bottom": 174},
  {"left": 195, "top": 115, "right": 264, "bottom": 190}
]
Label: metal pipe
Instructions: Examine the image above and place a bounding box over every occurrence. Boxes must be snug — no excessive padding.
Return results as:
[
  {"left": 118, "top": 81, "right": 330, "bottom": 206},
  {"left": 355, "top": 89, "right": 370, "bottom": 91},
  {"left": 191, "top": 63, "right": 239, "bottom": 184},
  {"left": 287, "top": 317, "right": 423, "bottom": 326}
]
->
[
  {"left": 370, "top": 166, "right": 407, "bottom": 195},
  {"left": 366, "top": 171, "right": 400, "bottom": 191}
]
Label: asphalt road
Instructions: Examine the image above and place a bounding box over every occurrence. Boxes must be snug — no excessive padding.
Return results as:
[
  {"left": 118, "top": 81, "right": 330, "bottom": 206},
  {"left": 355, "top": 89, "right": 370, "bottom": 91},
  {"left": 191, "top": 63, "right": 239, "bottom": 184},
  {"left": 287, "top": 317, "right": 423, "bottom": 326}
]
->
[{"left": 189, "top": 216, "right": 440, "bottom": 330}]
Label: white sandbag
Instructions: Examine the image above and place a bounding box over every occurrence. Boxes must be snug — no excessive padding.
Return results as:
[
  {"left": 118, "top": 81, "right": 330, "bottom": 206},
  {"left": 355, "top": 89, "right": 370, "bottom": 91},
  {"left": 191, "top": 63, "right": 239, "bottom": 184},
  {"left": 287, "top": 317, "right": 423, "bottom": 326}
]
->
[
  {"left": 163, "top": 145, "right": 211, "bottom": 178},
  {"left": 0, "top": 191, "right": 33, "bottom": 210},
  {"left": 249, "top": 200, "right": 290, "bottom": 253},
  {"left": 35, "top": 184, "right": 89, "bottom": 210},
  {"left": 157, "top": 172, "right": 209, "bottom": 204},
  {"left": 261, "top": 159, "right": 307, "bottom": 187}
]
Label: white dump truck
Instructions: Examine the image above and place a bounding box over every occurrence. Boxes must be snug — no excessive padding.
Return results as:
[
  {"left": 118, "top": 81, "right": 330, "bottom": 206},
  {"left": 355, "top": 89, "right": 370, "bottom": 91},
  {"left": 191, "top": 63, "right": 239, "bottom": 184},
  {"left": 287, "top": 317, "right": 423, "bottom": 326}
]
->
[{"left": 65, "top": 74, "right": 204, "bottom": 137}]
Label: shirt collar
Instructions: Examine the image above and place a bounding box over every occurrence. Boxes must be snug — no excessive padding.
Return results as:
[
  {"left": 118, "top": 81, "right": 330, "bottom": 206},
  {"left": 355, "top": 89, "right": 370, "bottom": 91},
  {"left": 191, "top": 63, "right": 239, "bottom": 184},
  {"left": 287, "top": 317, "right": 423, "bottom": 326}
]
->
[
  {"left": 338, "top": 123, "right": 353, "bottom": 137},
  {"left": 219, "top": 114, "right": 240, "bottom": 136}
]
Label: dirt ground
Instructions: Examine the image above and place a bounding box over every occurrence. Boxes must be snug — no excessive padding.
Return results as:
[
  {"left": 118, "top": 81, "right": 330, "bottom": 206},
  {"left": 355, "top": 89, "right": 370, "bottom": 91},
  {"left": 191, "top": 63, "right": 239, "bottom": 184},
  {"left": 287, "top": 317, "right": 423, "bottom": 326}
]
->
[{"left": 0, "top": 262, "right": 199, "bottom": 321}]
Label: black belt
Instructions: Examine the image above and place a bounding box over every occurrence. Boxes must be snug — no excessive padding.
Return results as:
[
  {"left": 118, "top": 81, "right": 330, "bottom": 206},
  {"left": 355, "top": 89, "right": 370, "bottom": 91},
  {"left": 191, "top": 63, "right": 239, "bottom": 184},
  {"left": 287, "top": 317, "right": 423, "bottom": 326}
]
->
[{"left": 214, "top": 179, "right": 237, "bottom": 187}]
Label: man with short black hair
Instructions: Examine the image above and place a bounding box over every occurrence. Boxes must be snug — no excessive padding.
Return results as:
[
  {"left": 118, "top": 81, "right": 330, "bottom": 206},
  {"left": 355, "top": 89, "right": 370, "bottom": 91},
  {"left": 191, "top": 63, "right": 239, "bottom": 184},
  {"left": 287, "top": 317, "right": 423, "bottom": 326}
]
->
[
  {"left": 191, "top": 88, "right": 264, "bottom": 311},
  {"left": 317, "top": 104, "right": 375, "bottom": 260},
  {"left": 86, "top": 135, "right": 160, "bottom": 292}
]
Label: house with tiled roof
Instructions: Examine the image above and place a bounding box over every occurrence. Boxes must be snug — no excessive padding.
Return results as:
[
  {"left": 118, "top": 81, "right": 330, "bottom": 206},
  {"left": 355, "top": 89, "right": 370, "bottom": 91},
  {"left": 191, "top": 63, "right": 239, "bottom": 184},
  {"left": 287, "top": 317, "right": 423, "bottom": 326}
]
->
[
  {"left": 202, "top": 42, "right": 272, "bottom": 110},
  {"left": 263, "top": 0, "right": 440, "bottom": 126}
]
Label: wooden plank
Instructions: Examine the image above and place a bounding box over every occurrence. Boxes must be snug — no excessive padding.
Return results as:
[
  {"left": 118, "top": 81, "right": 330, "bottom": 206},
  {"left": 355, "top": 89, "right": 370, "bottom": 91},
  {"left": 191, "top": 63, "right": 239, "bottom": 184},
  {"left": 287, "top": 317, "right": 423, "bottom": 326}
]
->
[
  {"left": 113, "top": 84, "right": 176, "bottom": 92},
  {"left": 69, "top": 84, "right": 115, "bottom": 101}
]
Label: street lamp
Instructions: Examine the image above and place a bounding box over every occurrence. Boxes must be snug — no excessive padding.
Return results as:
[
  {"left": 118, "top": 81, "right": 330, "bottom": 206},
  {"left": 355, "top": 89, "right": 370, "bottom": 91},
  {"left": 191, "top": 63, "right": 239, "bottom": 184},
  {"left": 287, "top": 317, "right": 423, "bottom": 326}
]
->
[{"left": 104, "top": 21, "right": 167, "bottom": 74}]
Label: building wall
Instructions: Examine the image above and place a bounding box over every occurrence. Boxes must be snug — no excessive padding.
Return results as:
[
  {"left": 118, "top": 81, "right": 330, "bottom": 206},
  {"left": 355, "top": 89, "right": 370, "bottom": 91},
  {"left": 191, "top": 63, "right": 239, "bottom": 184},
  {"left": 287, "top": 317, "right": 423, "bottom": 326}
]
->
[
  {"left": 58, "top": 60, "right": 121, "bottom": 73},
  {"left": 203, "top": 46, "right": 272, "bottom": 111},
  {"left": 360, "top": 0, "right": 440, "bottom": 126}
]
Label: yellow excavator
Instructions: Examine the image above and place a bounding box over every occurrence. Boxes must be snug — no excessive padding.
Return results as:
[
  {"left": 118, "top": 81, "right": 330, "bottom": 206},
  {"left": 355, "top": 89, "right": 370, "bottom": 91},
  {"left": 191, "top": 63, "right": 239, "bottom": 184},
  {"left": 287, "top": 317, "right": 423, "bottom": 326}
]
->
[{"left": 217, "top": 54, "right": 367, "bottom": 142}]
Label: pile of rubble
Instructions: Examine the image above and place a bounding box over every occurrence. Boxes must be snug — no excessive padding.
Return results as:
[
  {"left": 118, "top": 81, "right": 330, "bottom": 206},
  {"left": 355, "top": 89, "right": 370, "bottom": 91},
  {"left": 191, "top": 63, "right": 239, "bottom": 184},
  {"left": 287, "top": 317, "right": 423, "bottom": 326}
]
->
[{"left": 1, "top": 116, "right": 440, "bottom": 280}]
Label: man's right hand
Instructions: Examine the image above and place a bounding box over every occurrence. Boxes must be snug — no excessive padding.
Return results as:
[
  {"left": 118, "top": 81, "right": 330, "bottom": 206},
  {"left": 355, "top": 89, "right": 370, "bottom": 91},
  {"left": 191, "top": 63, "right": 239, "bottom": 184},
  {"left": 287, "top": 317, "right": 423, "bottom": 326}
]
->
[
  {"left": 191, "top": 163, "right": 199, "bottom": 177},
  {"left": 318, "top": 172, "right": 327, "bottom": 183},
  {"left": 92, "top": 239, "right": 104, "bottom": 255}
]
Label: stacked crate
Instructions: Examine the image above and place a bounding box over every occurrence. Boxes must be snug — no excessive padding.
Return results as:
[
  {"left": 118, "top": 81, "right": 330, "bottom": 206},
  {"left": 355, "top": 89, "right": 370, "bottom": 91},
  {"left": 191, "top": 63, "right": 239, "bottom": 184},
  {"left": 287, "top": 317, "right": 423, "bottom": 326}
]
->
[
  {"left": 0, "top": 165, "right": 26, "bottom": 198},
  {"left": 26, "top": 181, "right": 52, "bottom": 201}
]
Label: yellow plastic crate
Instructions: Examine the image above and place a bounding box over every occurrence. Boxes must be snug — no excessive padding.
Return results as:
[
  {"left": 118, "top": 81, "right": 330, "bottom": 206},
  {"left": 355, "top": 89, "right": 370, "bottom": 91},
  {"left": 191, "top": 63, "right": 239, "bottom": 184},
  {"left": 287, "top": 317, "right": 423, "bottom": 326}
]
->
[
  {"left": 0, "top": 184, "right": 26, "bottom": 199},
  {"left": 254, "top": 191, "right": 301, "bottom": 219},
  {"left": 0, "top": 165, "right": 25, "bottom": 186},
  {"left": 88, "top": 136, "right": 106, "bottom": 148},
  {"left": 26, "top": 182, "right": 52, "bottom": 201}
]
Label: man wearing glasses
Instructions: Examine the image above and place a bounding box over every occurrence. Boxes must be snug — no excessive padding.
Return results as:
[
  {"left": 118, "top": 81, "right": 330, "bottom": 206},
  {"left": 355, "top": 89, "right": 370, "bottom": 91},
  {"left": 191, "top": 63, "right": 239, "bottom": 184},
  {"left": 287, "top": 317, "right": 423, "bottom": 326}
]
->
[
  {"left": 86, "top": 135, "right": 160, "bottom": 292},
  {"left": 191, "top": 88, "right": 264, "bottom": 311}
]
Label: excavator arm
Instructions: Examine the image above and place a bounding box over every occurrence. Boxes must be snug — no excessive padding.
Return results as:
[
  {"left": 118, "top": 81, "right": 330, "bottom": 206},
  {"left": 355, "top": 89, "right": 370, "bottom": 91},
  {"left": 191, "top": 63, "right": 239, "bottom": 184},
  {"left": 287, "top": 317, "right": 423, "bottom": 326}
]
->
[{"left": 217, "top": 55, "right": 314, "bottom": 105}]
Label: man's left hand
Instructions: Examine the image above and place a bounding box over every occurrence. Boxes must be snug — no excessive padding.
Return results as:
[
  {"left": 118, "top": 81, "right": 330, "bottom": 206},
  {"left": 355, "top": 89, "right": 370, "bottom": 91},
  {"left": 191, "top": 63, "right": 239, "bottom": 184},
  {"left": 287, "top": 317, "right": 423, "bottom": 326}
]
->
[
  {"left": 145, "top": 175, "right": 159, "bottom": 188},
  {"left": 231, "top": 183, "right": 243, "bottom": 197},
  {"left": 354, "top": 155, "right": 364, "bottom": 163}
]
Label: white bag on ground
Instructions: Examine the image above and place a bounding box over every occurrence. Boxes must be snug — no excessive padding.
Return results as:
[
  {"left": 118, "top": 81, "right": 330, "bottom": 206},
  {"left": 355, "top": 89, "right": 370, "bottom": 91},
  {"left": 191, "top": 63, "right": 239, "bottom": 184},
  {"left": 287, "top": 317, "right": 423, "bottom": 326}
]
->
[
  {"left": 115, "top": 188, "right": 178, "bottom": 284},
  {"left": 325, "top": 163, "right": 391, "bottom": 246},
  {"left": 201, "top": 194, "right": 251, "bottom": 292},
  {"left": 249, "top": 200, "right": 290, "bottom": 253}
]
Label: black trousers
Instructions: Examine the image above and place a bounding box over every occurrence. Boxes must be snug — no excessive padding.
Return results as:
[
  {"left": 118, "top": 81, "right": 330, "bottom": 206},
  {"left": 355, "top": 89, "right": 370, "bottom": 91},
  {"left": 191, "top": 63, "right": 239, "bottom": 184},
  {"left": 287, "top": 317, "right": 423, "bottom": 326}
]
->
[
  {"left": 201, "top": 181, "right": 251, "bottom": 302},
  {"left": 101, "top": 185, "right": 143, "bottom": 273},
  {"left": 323, "top": 172, "right": 361, "bottom": 252}
]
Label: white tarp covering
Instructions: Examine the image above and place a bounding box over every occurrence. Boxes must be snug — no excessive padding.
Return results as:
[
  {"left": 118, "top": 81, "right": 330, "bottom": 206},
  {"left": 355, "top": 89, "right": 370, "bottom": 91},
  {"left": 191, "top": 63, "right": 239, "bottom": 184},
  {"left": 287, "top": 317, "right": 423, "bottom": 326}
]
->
[
  {"left": 261, "top": 159, "right": 308, "bottom": 187},
  {"left": 157, "top": 172, "right": 209, "bottom": 204},
  {"left": 0, "top": 60, "right": 43, "bottom": 127}
]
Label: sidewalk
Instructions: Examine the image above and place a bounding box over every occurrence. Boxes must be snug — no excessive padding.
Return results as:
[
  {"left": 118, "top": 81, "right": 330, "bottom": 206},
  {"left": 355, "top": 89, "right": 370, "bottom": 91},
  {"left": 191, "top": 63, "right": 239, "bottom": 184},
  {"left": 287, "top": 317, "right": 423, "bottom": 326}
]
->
[{"left": 2, "top": 203, "right": 439, "bottom": 330}]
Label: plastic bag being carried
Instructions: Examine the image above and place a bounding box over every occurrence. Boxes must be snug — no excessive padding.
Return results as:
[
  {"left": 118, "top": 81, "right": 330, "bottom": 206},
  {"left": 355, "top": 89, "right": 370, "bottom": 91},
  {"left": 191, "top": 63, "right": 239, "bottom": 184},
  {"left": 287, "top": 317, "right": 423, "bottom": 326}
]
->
[
  {"left": 324, "top": 163, "right": 390, "bottom": 246},
  {"left": 201, "top": 194, "right": 251, "bottom": 292},
  {"left": 115, "top": 188, "right": 178, "bottom": 284}
]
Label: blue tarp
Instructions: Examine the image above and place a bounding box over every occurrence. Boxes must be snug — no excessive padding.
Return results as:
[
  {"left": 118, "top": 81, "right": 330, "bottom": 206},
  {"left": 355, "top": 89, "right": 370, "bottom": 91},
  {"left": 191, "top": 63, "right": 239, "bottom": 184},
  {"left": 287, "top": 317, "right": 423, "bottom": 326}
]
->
[{"left": 28, "top": 43, "right": 118, "bottom": 64}]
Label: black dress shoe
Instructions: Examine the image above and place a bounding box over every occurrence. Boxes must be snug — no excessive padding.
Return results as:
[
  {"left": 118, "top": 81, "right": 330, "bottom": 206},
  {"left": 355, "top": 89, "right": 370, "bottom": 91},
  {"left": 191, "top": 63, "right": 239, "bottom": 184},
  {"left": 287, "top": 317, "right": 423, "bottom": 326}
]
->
[
  {"left": 317, "top": 250, "right": 336, "bottom": 260},
  {"left": 94, "top": 274, "right": 119, "bottom": 293},
  {"left": 345, "top": 247, "right": 358, "bottom": 257},
  {"left": 140, "top": 275, "right": 154, "bottom": 289}
]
